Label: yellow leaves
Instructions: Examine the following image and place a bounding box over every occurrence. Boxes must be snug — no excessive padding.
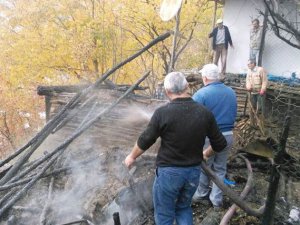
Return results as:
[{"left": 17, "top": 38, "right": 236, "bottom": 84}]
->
[
  {"left": 0, "top": 0, "right": 224, "bottom": 154},
  {"left": 0, "top": 0, "right": 221, "bottom": 87}
]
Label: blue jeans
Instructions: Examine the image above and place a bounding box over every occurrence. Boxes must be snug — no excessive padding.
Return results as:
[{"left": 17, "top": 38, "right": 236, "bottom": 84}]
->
[
  {"left": 194, "top": 134, "right": 233, "bottom": 207},
  {"left": 153, "top": 166, "right": 200, "bottom": 225}
]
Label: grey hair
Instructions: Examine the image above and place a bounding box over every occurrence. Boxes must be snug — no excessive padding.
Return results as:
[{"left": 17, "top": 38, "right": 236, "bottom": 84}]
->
[
  {"left": 200, "top": 64, "right": 220, "bottom": 81},
  {"left": 164, "top": 72, "right": 188, "bottom": 94}
]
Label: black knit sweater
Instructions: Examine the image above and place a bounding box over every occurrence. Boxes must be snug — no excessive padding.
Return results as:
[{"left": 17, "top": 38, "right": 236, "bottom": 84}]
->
[{"left": 137, "top": 97, "right": 227, "bottom": 167}]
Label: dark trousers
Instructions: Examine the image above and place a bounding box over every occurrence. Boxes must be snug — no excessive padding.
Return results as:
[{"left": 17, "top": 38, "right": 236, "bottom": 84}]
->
[
  {"left": 213, "top": 44, "right": 228, "bottom": 77},
  {"left": 249, "top": 93, "right": 266, "bottom": 126}
]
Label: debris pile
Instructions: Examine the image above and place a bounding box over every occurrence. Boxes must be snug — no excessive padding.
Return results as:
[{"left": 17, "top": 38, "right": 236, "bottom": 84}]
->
[{"left": 0, "top": 87, "right": 161, "bottom": 225}]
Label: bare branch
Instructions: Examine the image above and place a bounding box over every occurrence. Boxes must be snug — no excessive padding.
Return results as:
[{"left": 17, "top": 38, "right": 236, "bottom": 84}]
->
[{"left": 262, "top": 0, "right": 300, "bottom": 50}]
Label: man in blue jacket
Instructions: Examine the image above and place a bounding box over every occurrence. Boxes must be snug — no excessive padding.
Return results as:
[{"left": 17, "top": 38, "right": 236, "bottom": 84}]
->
[
  {"left": 209, "top": 19, "right": 233, "bottom": 78},
  {"left": 192, "top": 64, "right": 237, "bottom": 209}
]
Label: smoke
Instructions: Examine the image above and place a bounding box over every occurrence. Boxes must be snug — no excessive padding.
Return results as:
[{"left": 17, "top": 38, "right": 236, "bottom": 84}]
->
[
  {"left": 49, "top": 156, "right": 107, "bottom": 224},
  {"left": 45, "top": 103, "right": 156, "bottom": 224},
  {"left": 7, "top": 101, "right": 158, "bottom": 224}
]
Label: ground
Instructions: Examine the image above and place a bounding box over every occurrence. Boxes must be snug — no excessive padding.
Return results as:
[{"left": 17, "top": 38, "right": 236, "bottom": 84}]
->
[{"left": 1, "top": 140, "right": 298, "bottom": 225}]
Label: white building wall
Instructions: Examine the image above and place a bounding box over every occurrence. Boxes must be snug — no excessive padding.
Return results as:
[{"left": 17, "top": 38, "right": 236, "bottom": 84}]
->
[{"left": 223, "top": 0, "right": 300, "bottom": 77}]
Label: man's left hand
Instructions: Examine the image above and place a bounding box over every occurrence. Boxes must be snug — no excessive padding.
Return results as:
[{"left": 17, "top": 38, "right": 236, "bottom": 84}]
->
[{"left": 259, "top": 90, "right": 265, "bottom": 95}]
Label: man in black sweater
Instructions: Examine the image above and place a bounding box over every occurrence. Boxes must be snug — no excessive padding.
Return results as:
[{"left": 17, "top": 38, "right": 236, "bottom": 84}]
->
[{"left": 124, "top": 72, "right": 226, "bottom": 225}]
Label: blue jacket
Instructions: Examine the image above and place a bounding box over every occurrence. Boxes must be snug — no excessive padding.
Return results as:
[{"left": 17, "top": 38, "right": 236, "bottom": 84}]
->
[
  {"left": 209, "top": 26, "right": 233, "bottom": 50},
  {"left": 192, "top": 82, "right": 237, "bottom": 132}
]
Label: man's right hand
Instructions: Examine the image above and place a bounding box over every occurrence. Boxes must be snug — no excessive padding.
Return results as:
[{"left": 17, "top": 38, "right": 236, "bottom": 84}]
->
[
  {"left": 124, "top": 155, "right": 135, "bottom": 168},
  {"left": 203, "top": 152, "right": 209, "bottom": 161},
  {"left": 203, "top": 146, "right": 214, "bottom": 161},
  {"left": 124, "top": 143, "right": 144, "bottom": 168}
]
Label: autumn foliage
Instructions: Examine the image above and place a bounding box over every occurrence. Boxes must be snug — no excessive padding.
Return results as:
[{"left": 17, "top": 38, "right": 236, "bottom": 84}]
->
[{"left": 0, "top": 0, "right": 218, "bottom": 157}]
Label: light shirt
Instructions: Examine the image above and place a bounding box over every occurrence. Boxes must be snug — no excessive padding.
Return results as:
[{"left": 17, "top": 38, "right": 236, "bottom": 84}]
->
[
  {"left": 246, "top": 66, "right": 268, "bottom": 93},
  {"left": 250, "top": 27, "right": 263, "bottom": 50},
  {"left": 216, "top": 27, "right": 225, "bottom": 45}
]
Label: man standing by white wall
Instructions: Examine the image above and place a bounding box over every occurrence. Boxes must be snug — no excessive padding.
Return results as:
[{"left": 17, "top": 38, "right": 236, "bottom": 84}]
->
[
  {"left": 250, "top": 19, "right": 263, "bottom": 65},
  {"left": 246, "top": 59, "right": 268, "bottom": 125},
  {"left": 209, "top": 19, "right": 234, "bottom": 79}
]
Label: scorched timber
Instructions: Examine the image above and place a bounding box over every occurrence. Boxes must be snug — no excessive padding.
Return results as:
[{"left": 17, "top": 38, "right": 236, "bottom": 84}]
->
[{"left": 0, "top": 72, "right": 151, "bottom": 218}]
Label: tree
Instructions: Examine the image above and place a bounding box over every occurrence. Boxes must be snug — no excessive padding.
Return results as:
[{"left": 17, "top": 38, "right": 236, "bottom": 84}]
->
[
  {"left": 0, "top": 0, "right": 219, "bottom": 156},
  {"left": 262, "top": 0, "right": 300, "bottom": 50},
  {"left": 116, "top": 0, "right": 216, "bottom": 95}
]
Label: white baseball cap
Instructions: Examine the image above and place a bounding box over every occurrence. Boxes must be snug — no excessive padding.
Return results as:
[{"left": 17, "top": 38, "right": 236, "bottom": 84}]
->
[
  {"left": 199, "top": 64, "right": 220, "bottom": 80},
  {"left": 216, "top": 18, "right": 223, "bottom": 24}
]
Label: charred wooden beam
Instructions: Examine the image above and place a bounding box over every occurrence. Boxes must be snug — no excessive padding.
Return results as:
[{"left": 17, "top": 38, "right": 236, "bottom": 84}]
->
[
  {"left": 261, "top": 117, "right": 291, "bottom": 225},
  {"left": 37, "top": 85, "right": 90, "bottom": 96},
  {"left": 8, "top": 73, "right": 149, "bottom": 184},
  {"left": 39, "top": 177, "right": 54, "bottom": 225},
  {"left": 0, "top": 189, "right": 18, "bottom": 207},
  {"left": 0, "top": 72, "right": 151, "bottom": 217},
  {"left": 37, "top": 84, "right": 148, "bottom": 96},
  {"left": 201, "top": 161, "right": 264, "bottom": 217},
  {"left": 0, "top": 151, "right": 63, "bottom": 218},
  {"left": 0, "top": 156, "right": 98, "bottom": 192},
  {"left": 58, "top": 219, "right": 89, "bottom": 225},
  {"left": 113, "top": 212, "right": 121, "bottom": 225},
  {"left": 12, "top": 205, "right": 41, "bottom": 213}
]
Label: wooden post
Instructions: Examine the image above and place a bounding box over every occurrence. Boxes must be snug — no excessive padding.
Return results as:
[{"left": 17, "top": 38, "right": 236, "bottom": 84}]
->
[
  {"left": 212, "top": 0, "right": 218, "bottom": 29},
  {"left": 261, "top": 165, "right": 280, "bottom": 225},
  {"left": 168, "top": 7, "right": 181, "bottom": 73},
  {"left": 45, "top": 96, "right": 51, "bottom": 122},
  {"left": 287, "top": 97, "right": 292, "bottom": 117},
  {"left": 207, "top": 0, "right": 218, "bottom": 63},
  {"left": 113, "top": 212, "right": 121, "bottom": 225},
  {"left": 258, "top": 2, "right": 269, "bottom": 66},
  {"left": 243, "top": 93, "right": 249, "bottom": 117},
  {"left": 261, "top": 116, "right": 291, "bottom": 225}
]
